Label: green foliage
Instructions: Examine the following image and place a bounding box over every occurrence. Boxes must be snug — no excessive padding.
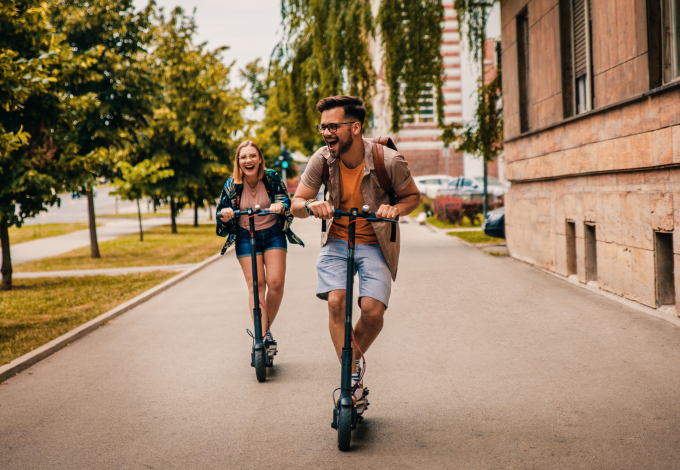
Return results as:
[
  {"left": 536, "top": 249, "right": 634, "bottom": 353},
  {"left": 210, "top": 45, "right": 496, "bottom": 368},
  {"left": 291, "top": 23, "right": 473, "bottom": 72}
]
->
[
  {"left": 452, "top": 0, "right": 503, "bottom": 162},
  {"left": 110, "top": 159, "right": 173, "bottom": 202},
  {"left": 0, "top": 0, "right": 93, "bottom": 227},
  {"left": 453, "top": 0, "right": 494, "bottom": 66},
  {"left": 241, "top": 59, "right": 319, "bottom": 168},
  {"left": 277, "top": 0, "right": 375, "bottom": 136},
  {"left": 377, "top": 0, "right": 446, "bottom": 133},
  {"left": 141, "top": 7, "right": 246, "bottom": 212},
  {"left": 457, "top": 70, "right": 503, "bottom": 162},
  {"left": 51, "top": 0, "right": 158, "bottom": 190}
]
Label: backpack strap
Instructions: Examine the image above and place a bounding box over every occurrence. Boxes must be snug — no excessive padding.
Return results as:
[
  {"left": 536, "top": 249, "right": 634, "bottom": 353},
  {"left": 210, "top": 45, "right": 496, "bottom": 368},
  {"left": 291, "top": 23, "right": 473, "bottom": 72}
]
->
[
  {"left": 321, "top": 158, "right": 330, "bottom": 232},
  {"left": 372, "top": 141, "right": 397, "bottom": 206},
  {"left": 368, "top": 136, "right": 397, "bottom": 151}
]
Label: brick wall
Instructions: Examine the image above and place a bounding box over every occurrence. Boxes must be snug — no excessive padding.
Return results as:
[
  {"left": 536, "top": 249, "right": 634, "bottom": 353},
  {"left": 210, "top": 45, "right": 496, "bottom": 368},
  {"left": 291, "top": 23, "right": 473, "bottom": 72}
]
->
[{"left": 399, "top": 148, "right": 465, "bottom": 177}]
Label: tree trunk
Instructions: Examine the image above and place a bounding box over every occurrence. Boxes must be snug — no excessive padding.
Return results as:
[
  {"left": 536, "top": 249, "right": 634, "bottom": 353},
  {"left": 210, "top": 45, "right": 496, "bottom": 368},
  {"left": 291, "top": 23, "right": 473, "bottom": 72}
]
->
[
  {"left": 0, "top": 217, "right": 12, "bottom": 291},
  {"left": 170, "top": 198, "right": 177, "bottom": 234},
  {"left": 87, "top": 187, "right": 101, "bottom": 258},
  {"left": 208, "top": 204, "right": 213, "bottom": 221},
  {"left": 137, "top": 199, "right": 144, "bottom": 242},
  {"left": 483, "top": 160, "right": 488, "bottom": 219},
  {"left": 194, "top": 202, "right": 199, "bottom": 228}
]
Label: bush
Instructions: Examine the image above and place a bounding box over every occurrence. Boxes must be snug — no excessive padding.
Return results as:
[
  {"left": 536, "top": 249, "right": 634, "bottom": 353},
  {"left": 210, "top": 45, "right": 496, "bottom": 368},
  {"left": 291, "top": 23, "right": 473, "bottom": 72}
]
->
[
  {"left": 433, "top": 196, "right": 464, "bottom": 224},
  {"left": 462, "top": 201, "right": 483, "bottom": 226}
]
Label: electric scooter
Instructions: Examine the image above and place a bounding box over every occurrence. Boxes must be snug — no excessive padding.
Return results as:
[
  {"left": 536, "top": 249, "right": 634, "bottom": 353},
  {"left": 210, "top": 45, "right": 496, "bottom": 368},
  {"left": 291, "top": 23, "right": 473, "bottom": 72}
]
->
[
  {"left": 329, "top": 205, "right": 399, "bottom": 451},
  {"left": 233, "top": 205, "right": 277, "bottom": 383}
]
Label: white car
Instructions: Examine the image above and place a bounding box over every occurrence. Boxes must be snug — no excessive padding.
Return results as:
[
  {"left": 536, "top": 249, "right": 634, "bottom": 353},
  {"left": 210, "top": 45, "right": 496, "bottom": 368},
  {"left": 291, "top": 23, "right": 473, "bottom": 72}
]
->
[
  {"left": 413, "top": 174, "right": 456, "bottom": 198},
  {"left": 441, "top": 176, "right": 510, "bottom": 197}
]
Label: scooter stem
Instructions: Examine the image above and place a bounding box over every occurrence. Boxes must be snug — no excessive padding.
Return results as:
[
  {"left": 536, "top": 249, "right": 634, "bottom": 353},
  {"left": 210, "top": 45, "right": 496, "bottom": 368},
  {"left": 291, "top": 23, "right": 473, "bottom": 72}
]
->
[
  {"left": 249, "top": 208, "right": 263, "bottom": 343},
  {"left": 340, "top": 207, "right": 358, "bottom": 399}
]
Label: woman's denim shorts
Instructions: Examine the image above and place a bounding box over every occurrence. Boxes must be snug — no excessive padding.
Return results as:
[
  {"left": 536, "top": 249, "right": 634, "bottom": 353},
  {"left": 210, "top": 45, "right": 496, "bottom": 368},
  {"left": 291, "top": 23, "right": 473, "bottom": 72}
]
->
[{"left": 235, "top": 224, "right": 287, "bottom": 259}]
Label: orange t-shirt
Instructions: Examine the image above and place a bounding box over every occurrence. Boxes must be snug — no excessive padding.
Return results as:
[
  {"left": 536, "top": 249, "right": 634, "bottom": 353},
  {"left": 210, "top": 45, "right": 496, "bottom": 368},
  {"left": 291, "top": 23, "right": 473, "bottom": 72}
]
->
[{"left": 328, "top": 160, "right": 379, "bottom": 244}]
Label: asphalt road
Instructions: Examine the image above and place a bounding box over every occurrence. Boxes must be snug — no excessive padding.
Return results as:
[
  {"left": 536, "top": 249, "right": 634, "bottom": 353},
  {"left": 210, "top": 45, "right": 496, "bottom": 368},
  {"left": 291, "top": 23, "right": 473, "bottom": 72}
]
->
[{"left": 2, "top": 218, "right": 680, "bottom": 468}]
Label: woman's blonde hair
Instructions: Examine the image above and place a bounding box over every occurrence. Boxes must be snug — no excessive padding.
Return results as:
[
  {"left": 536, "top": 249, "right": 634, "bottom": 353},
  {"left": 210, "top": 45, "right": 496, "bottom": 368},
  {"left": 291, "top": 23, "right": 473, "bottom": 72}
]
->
[{"left": 233, "top": 140, "right": 265, "bottom": 184}]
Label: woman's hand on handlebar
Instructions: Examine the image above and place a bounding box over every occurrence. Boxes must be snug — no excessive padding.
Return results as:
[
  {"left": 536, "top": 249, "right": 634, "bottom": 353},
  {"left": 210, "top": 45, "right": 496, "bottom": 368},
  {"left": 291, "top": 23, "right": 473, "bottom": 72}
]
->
[
  {"left": 269, "top": 203, "right": 285, "bottom": 214},
  {"left": 219, "top": 207, "right": 234, "bottom": 223},
  {"left": 307, "top": 200, "right": 334, "bottom": 219},
  {"left": 375, "top": 204, "right": 400, "bottom": 220}
]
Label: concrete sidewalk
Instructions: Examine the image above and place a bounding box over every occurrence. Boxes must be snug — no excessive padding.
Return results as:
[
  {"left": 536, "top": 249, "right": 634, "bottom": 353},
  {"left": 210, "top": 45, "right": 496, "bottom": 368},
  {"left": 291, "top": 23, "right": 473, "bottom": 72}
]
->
[{"left": 13, "top": 263, "right": 198, "bottom": 278}]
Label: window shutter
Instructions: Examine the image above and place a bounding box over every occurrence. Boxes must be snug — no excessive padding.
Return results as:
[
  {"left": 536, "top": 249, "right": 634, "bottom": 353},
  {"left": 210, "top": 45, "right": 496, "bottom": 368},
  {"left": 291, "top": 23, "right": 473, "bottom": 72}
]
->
[{"left": 573, "top": 0, "right": 587, "bottom": 78}]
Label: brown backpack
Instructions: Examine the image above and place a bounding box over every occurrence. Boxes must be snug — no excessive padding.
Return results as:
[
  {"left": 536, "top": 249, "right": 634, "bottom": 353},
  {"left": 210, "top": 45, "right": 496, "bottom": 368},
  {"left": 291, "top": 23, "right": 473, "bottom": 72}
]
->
[{"left": 321, "top": 136, "right": 398, "bottom": 206}]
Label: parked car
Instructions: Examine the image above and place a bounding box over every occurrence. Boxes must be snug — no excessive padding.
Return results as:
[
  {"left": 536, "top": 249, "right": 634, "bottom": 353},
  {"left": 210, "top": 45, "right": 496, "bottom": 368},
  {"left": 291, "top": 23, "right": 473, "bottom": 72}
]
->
[
  {"left": 482, "top": 207, "right": 505, "bottom": 239},
  {"left": 439, "top": 176, "right": 510, "bottom": 198},
  {"left": 413, "top": 174, "right": 456, "bottom": 198}
]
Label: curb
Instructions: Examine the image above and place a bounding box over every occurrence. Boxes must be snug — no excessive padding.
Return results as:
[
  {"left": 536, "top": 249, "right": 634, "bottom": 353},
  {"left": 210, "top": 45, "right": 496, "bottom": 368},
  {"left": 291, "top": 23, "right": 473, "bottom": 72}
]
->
[{"left": 0, "top": 250, "right": 228, "bottom": 383}]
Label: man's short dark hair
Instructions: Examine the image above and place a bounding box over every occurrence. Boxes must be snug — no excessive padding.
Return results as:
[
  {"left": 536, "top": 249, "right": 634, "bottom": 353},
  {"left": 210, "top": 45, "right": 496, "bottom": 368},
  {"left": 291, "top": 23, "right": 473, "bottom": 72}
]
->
[{"left": 316, "top": 95, "right": 366, "bottom": 126}]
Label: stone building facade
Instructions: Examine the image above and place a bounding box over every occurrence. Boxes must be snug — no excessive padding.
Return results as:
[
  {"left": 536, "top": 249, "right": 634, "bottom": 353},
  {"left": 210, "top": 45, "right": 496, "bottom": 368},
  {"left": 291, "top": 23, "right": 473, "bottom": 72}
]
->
[
  {"left": 501, "top": 0, "right": 680, "bottom": 316},
  {"left": 369, "top": 0, "right": 464, "bottom": 176}
]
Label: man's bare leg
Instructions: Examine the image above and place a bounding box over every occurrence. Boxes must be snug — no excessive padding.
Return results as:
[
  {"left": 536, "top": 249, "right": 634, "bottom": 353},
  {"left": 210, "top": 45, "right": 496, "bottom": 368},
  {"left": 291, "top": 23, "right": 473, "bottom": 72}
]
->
[
  {"left": 328, "top": 290, "right": 357, "bottom": 373},
  {"left": 328, "top": 291, "right": 385, "bottom": 372},
  {"left": 352, "top": 296, "right": 385, "bottom": 361}
]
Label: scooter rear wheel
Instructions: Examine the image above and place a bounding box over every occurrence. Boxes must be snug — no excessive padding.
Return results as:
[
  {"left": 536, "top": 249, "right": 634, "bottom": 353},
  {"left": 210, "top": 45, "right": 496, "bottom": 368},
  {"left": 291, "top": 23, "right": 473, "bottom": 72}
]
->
[
  {"left": 337, "top": 405, "right": 352, "bottom": 451},
  {"left": 254, "top": 349, "right": 266, "bottom": 382}
]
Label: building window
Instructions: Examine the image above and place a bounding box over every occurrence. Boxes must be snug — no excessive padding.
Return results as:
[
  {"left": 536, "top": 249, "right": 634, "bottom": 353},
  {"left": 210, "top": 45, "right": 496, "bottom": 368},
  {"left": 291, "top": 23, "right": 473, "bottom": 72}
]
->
[
  {"left": 401, "top": 86, "right": 436, "bottom": 125},
  {"left": 516, "top": 9, "right": 531, "bottom": 132},
  {"left": 572, "top": 0, "right": 593, "bottom": 113},
  {"left": 647, "top": 0, "right": 680, "bottom": 87},
  {"left": 662, "top": 0, "right": 680, "bottom": 83}
]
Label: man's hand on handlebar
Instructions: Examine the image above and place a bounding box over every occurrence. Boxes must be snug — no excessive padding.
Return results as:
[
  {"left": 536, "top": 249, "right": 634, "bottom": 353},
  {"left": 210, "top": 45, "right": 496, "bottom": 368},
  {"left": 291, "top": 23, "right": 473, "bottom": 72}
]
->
[
  {"left": 307, "top": 200, "right": 335, "bottom": 220},
  {"left": 375, "top": 204, "right": 400, "bottom": 221},
  {"left": 219, "top": 207, "right": 234, "bottom": 223}
]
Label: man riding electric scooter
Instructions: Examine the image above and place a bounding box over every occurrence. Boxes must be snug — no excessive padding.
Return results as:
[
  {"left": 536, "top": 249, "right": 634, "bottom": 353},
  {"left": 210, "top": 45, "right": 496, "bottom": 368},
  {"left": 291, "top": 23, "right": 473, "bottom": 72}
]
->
[{"left": 291, "top": 95, "right": 421, "bottom": 449}]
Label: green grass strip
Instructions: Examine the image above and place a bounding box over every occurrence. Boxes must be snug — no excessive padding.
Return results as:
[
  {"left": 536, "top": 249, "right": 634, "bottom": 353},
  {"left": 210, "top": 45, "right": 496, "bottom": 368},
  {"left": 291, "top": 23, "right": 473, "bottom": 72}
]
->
[
  {"left": 448, "top": 230, "right": 506, "bottom": 244},
  {"left": 16, "top": 224, "right": 225, "bottom": 272},
  {"left": 0, "top": 272, "right": 176, "bottom": 365},
  {"left": 9, "top": 223, "right": 90, "bottom": 245}
]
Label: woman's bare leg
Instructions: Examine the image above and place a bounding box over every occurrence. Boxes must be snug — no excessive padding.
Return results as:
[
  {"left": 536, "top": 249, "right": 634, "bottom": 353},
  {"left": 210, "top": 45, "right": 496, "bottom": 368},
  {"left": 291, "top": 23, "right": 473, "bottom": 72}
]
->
[
  {"left": 262, "top": 249, "right": 286, "bottom": 330},
  {"left": 238, "top": 255, "right": 268, "bottom": 329}
]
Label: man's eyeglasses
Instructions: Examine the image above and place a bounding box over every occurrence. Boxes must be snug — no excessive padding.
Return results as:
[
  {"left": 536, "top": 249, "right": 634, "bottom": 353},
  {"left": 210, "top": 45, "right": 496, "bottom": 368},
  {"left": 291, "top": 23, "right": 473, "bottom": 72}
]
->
[{"left": 316, "top": 122, "right": 357, "bottom": 134}]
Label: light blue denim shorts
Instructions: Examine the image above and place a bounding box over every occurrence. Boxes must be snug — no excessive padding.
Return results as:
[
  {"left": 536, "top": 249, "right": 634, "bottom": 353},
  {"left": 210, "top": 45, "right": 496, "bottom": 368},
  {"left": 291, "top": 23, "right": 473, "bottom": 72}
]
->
[{"left": 316, "top": 237, "right": 392, "bottom": 308}]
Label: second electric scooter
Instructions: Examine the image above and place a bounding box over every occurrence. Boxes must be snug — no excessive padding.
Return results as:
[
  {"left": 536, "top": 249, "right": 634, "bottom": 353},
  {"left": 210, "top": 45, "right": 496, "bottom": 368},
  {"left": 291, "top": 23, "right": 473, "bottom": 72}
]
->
[
  {"left": 233, "top": 205, "right": 277, "bottom": 383},
  {"left": 328, "top": 205, "right": 399, "bottom": 451}
]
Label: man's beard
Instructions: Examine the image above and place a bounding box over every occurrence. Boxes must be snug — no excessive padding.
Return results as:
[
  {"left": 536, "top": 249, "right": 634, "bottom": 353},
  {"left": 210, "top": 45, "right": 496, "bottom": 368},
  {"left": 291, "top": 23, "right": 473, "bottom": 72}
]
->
[{"left": 326, "top": 133, "right": 353, "bottom": 157}]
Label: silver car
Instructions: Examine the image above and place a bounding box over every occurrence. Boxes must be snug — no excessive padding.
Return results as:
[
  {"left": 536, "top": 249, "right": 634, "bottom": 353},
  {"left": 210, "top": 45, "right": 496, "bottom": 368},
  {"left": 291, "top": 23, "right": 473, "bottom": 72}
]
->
[{"left": 439, "top": 176, "right": 509, "bottom": 198}]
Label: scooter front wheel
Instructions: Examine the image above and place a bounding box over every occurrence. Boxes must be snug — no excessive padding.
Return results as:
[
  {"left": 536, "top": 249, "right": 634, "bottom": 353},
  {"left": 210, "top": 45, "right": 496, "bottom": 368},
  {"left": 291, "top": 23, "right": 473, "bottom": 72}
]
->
[
  {"left": 254, "top": 348, "right": 266, "bottom": 382},
  {"left": 337, "top": 405, "right": 352, "bottom": 451}
]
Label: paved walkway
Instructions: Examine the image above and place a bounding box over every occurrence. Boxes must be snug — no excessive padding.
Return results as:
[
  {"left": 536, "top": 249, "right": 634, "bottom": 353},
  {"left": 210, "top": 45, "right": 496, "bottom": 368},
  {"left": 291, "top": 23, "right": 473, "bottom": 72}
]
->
[
  {"left": 5, "top": 212, "right": 212, "bottom": 266},
  {"left": 2, "top": 218, "right": 680, "bottom": 468},
  {"left": 13, "top": 263, "right": 198, "bottom": 278}
]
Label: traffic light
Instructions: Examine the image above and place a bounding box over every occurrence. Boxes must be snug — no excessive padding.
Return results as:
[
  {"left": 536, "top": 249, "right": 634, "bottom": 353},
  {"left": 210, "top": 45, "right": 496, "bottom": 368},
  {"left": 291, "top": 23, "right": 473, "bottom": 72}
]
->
[{"left": 275, "top": 150, "right": 292, "bottom": 171}]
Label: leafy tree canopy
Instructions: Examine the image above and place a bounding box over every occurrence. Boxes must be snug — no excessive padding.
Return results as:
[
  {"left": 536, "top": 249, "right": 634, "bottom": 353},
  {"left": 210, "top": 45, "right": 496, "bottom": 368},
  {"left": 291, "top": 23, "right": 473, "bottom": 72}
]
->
[
  {"left": 377, "top": 0, "right": 446, "bottom": 134},
  {"left": 141, "top": 7, "right": 246, "bottom": 228}
]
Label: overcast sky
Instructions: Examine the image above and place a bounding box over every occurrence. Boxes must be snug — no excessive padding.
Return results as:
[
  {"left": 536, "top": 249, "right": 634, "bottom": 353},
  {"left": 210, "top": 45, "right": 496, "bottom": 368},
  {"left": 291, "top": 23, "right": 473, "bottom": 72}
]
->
[{"left": 133, "top": 0, "right": 284, "bottom": 86}]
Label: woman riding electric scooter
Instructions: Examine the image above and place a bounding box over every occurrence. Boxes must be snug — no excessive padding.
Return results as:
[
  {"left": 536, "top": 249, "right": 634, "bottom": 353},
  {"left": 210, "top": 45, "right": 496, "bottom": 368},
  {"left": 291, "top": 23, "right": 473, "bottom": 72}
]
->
[{"left": 215, "top": 141, "right": 304, "bottom": 380}]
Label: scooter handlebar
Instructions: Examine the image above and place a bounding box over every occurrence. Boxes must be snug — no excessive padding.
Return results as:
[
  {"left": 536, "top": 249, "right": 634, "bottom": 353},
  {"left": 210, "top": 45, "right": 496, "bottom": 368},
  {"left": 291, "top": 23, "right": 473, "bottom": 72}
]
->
[
  {"left": 332, "top": 208, "right": 399, "bottom": 242},
  {"left": 332, "top": 208, "right": 399, "bottom": 224},
  {"left": 232, "top": 207, "right": 278, "bottom": 217}
]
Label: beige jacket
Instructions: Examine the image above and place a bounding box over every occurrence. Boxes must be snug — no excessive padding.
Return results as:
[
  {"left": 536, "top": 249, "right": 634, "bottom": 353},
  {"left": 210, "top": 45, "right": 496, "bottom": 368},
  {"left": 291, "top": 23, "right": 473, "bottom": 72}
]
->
[{"left": 300, "top": 138, "right": 414, "bottom": 280}]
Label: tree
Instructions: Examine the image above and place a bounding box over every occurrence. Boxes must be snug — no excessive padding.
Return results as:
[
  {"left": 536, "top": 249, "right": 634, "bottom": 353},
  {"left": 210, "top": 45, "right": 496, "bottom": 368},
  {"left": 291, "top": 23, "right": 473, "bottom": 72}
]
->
[
  {"left": 144, "top": 7, "right": 245, "bottom": 233},
  {"left": 453, "top": 0, "right": 503, "bottom": 217},
  {"left": 0, "top": 0, "right": 97, "bottom": 290},
  {"left": 275, "top": 0, "right": 375, "bottom": 139},
  {"left": 377, "top": 0, "right": 450, "bottom": 134},
  {"left": 51, "top": 0, "right": 157, "bottom": 258},
  {"left": 110, "top": 158, "right": 173, "bottom": 240},
  {"left": 241, "top": 59, "right": 318, "bottom": 167}
]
